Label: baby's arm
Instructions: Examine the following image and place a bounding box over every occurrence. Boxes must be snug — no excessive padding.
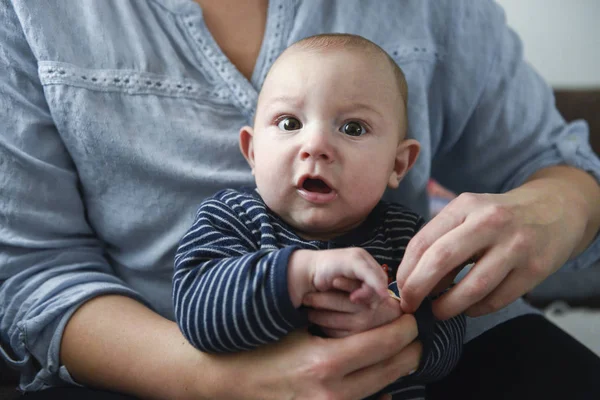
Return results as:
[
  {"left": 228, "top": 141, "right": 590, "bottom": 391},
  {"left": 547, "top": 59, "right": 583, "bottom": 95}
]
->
[
  {"left": 173, "top": 196, "right": 307, "bottom": 353},
  {"left": 287, "top": 248, "right": 390, "bottom": 309},
  {"left": 174, "top": 194, "right": 388, "bottom": 354}
]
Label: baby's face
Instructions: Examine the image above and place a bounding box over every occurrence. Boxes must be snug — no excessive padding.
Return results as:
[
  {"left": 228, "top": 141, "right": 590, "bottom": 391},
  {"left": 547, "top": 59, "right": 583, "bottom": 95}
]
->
[{"left": 244, "top": 48, "right": 409, "bottom": 240}]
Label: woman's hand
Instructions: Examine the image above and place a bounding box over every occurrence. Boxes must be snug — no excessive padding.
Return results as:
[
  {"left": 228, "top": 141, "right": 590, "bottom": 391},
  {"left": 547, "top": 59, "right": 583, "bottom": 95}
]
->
[
  {"left": 303, "top": 278, "right": 403, "bottom": 338},
  {"left": 209, "top": 314, "right": 421, "bottom": 400},
  {"left": 396, "top": 166, "right": 600, "bottom": 320},
  {"left": 63, "top": 295, "right": 420, "bottom": 400}
]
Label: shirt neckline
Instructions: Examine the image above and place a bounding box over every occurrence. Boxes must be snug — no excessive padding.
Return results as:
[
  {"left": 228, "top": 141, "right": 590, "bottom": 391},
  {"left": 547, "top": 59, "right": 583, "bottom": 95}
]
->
[{"left": 160, "top": 0, "right": 294, "bottom": 120}]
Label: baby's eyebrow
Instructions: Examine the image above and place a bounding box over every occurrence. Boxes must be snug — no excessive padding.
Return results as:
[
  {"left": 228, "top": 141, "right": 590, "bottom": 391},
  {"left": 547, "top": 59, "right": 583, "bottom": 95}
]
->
[
  {"left": 340, "top": 103, "right": 384, "bottom": 119},
  {"left": 259, "top": 94, "right": 304, "bottom": 115},
  {"left": 262, "top": 95, "right": 304, "bottom": 108}
]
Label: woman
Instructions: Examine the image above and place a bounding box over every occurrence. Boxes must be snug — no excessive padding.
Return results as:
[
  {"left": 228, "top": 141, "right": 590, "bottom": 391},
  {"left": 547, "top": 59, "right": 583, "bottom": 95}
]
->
[{"left": 1, "top": 1, "right": 599, "bottom": 399}]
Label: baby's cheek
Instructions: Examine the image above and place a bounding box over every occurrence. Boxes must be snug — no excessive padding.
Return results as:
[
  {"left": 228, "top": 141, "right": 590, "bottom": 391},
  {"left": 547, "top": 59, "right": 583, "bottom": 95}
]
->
[{"left": 354, "top": 173, "right": 388, "bottom": 200}]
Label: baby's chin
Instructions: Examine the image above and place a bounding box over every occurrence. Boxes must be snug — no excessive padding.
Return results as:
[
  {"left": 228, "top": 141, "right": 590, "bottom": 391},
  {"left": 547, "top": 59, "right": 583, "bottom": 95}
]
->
[{"left": 288, "top": 217, "right": 365, "bottom": 242}]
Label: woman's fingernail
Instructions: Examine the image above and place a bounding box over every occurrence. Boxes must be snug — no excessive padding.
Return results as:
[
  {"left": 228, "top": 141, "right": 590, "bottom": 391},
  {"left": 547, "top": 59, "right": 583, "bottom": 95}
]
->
[{"left": 408, "top": 369, "right": 416, "bottom": 375}]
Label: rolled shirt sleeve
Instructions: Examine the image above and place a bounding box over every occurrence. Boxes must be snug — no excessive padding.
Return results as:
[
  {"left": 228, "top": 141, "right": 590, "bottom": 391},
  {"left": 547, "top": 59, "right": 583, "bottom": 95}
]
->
[
  {"left": 0, "top": 2, "right": 149, "bottom": 390},
  {"left": 431, "top": 1, "right": 600, "bottom": 270}
]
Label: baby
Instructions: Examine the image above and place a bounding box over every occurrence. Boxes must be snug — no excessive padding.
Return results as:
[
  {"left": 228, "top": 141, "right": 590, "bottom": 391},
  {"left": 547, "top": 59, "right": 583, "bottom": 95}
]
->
[{"left": 173, "top": 33, "right": 465, "bottom": 400}]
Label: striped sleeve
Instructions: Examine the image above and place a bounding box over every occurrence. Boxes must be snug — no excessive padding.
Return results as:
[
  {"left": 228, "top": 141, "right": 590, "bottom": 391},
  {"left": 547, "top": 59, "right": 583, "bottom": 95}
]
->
[
  {"left": 412, "top": 312, "right": 466, "bottom": 381},
  {"left": 371, "top": 315, "right": 465, "bottom": 399},
  {"left": 172, "top": 196, "right": 306, "bottom": 353},
  {"left": 412, "top": 217, "right": 466, "bottom": 380},
  {"left": 387, "top": 283, "right": 466, "bottom": 383},
  {"left": 382, "top": 206, "right": 465, "bottom": 384}
]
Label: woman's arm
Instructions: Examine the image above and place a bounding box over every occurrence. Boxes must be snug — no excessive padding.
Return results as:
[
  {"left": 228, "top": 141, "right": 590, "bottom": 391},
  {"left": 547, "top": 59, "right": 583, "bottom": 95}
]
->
[
  {"left": 61, "top": 295, "right": 203, "bottom": 399},
  {"left": 438, "top": 165, "right": 600, "bottom": 318},
  {"left": 62, "top": 294, "right": 422, "bottom": 400},
  {"left": 525, "top": 165, "right": 600, "bottom": 259},
  {"left": 0, "top": 2, "right": 421, "bottom": 397},
  {"left": 0, "top": 1, "right": 150, "bottom": 390},
  {"left": 396, "top": 1, "right": 600, "bottom": 320},
  {"left": 398, "top": 165, "right": 600, "bottom": 320}
]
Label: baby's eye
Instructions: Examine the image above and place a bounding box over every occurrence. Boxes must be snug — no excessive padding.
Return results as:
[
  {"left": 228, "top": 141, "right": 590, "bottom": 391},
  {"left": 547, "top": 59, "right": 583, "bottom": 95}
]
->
[
  {"left": 277, "top": 117, "right": 302, "bottom": 131},
  {"left": 340, "top": 121, "right": 366, "bottom": 137}
]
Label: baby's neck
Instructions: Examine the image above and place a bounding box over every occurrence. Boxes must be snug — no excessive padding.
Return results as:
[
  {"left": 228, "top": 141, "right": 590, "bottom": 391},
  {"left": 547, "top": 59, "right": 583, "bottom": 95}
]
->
[{"left": 294, "top": 218, "right": 367, "bottom": 242}]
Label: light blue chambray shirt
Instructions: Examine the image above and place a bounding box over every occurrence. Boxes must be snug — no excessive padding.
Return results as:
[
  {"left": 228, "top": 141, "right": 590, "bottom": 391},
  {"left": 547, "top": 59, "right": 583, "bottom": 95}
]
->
[{"left": 1, "top": 0, "right": 600, "bottom": 391}]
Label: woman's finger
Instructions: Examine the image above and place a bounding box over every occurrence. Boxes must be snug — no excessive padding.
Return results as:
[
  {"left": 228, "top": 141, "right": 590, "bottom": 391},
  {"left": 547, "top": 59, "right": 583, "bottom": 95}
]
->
[
  {"left": 399, "top": 214, "right": 496, "bottom": 313},
  {"left": 327, "top": 314, "right": 419, "bottom": 376},
  {"left": 396, "top": 202, "right": 466, "bottom": 288},
  {"left": 340, "top": 340, "right": 422, "bottom": 400},
  {"left": 431, "top": 267, "right": 462, "bottom": 296},
  {"left": 465, "top": 267, "right": 545, "bottom": 317},
  {"left": 307, "top": 309, "right": 361, "bottom": 331},
  {"left": 431, "top": 246, "right": 515, "bottom": 320}
]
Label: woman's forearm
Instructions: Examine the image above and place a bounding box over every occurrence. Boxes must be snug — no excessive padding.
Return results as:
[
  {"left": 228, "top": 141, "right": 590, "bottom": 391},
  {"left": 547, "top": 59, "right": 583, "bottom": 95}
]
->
[
  {"left": 61, "top": 294, "right": 423, "bottom": 400},
  {"left": 523, "top": 165, "right": 600, "bottom": 258},
  {"left": 60, "top": 295, "right": 212, "bottom": 400},
  {"left": 397, "top": 165, "right": 600, "bottom": 319}
]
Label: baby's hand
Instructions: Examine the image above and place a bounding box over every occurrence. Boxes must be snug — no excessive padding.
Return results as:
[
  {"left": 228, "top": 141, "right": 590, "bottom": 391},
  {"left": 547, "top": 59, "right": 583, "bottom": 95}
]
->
[
  {"left": 287, "top": 248, "right": 389, "bottom": 309},
  {"left": 309, "top": 248, "right": 389, "bottom": 307},
  {"left": 303, "top": 278, "right": 404, "bottom": 338}
]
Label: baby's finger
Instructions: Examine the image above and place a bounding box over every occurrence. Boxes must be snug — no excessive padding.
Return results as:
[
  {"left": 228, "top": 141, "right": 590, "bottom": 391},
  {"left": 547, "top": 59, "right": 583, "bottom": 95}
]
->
[
  {"left": 349, "top": 284, "right": 378, "bottom": 304},
  {"left": 303, "top": 290, "right": 365, "bottom": 313},
  {"left": 332, "top": 277, "right": 362, "bottom": 293},
  {"left": 331, "top": 265, "right": 386, "bottom": 302},
  {"left": 353, "top": 256, "right": 390, "bottom": 299}
]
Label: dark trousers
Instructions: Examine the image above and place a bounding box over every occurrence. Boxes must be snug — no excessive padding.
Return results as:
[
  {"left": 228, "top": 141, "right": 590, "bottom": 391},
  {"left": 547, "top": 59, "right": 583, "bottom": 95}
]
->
[
  {"left": 12, "top": 314, "right": 600, "bottom": 400},
  {"left": 428, "top": 314, "right": 600, "bottom": 399}
]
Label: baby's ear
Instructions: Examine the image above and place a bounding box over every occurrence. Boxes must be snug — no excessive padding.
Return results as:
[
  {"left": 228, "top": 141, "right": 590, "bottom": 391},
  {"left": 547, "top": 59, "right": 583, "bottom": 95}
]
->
[
  {"left": 388, "top": 139, "right": 420, "bottom": 188},
  {"left": 239, "top": 126, "right": 256, "bottom": 174}
]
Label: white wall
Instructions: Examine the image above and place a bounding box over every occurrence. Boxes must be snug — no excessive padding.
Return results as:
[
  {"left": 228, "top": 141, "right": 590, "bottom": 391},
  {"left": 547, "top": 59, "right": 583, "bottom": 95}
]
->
[{"left": 496, "top": 0, "right": 600, "bottom": 88}]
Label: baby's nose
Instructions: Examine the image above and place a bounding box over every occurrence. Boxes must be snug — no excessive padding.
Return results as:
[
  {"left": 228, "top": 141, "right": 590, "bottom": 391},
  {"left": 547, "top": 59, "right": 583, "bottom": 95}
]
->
[{"left": 299, "top": 129, "right": 334, "bottom": 162}]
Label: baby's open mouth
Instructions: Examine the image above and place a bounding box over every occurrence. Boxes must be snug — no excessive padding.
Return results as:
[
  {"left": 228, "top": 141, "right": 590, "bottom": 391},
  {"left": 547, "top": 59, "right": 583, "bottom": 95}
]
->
[{"left": 302, "top": 178, "right": 332, "bottom": 194}]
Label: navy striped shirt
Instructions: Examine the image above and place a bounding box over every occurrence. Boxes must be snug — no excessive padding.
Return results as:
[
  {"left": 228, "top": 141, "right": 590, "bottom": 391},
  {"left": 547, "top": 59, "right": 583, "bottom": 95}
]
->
[{"left": 174, "top": 188, "right": 465, "bottom": 392}]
